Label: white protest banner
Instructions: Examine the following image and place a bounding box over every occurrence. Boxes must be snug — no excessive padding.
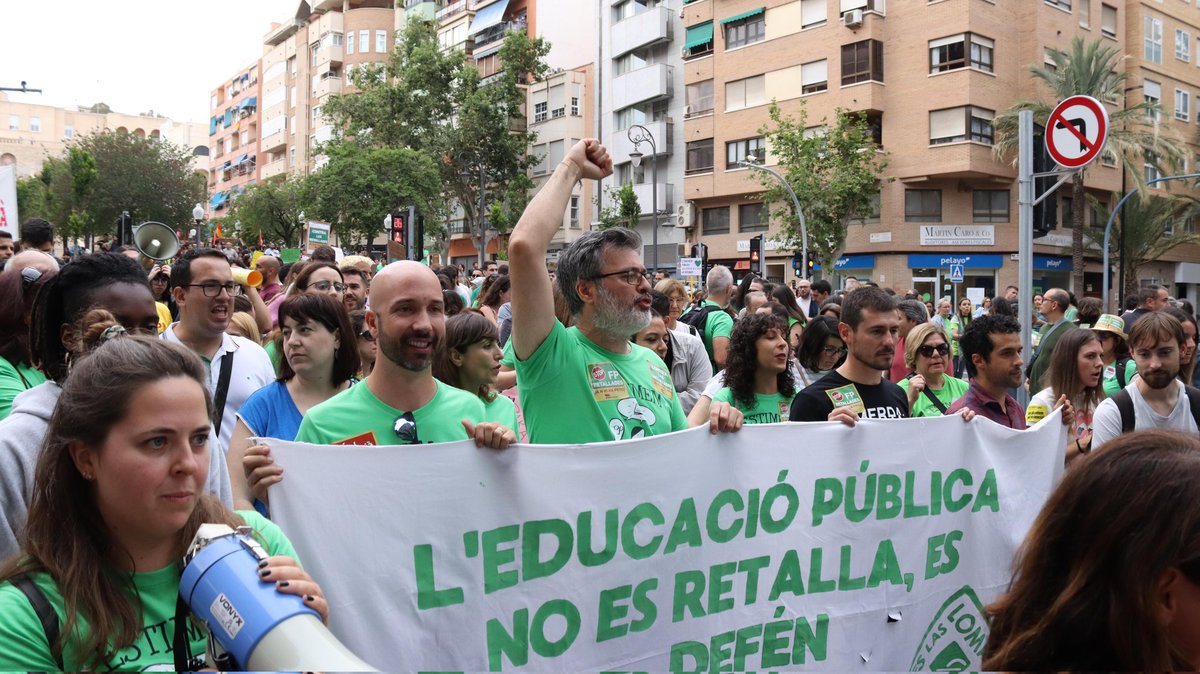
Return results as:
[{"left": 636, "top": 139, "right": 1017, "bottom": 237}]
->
[
  {"left": 0, "top": 165, "right": 18, "bottom": 238},
  {"left": 269, "top": 414, "right": 1065, "bottom": 671}
]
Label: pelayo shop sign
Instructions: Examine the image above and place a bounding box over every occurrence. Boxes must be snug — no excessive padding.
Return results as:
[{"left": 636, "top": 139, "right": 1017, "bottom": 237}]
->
[{"left": 920, "top": 226, "right": 994, "bottom": 247}]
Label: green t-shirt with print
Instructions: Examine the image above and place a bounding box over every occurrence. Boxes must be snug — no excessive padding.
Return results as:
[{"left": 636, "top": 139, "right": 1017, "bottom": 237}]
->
[
  {"left": 1102, "top": 358, "right": 1139, "bottom": 397},
  {"left": 711, "top": 388, "right": 794, "bottom": 424},
  {"left": 697, "top": 300, "right": 734, "bottom": 368},
  {"left": 515, "top": 320, "right": 687, "bottom": 444},
  {"left": 898, "top": 375, "right": 970, "bottom": 418},
  {"left": 295, "top": 379, "right": 488, "bottom": 445},
  {"left": 0, "top": 511, "right": 294, "bottom": 671}
]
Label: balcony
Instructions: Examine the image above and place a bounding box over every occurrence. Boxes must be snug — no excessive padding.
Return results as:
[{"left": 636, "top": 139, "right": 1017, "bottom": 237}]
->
[
  {"left": 612, "top": 64, "right": 673, "bottom": 111},
  {"left": 262, "top": 130, "right": 287, "bottom": 153},
  {"left": 612, "top": 119, "right": 673, "bottom": 165},
  {"left": 612, "top": 5, "right": 672, "bottom": 57},
  {"left": 631, "top": 182, "right": 674, "bottom": 217},
  {"left": 312, "top": 76, "right": 343, "bottom": 99},
  {"left": 313, "top": 44, "right": 344, "bottom": 69},
  {"left": 436, "top": 0, "right": 466, "bottom": 20}
]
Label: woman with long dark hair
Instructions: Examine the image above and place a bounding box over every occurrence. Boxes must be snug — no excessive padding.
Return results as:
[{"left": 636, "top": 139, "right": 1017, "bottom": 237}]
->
[
  {"left": 0, "top": 336, "right": 327, "bottom": 670},
  {"left": 1025, "top": 329, "right": 1105, "bottom": 461},
  {"left": 1164, "top": 306, "right": 1198, "bottom": 385},
  {"left": 477, "top": 274, "right": 511, "bottom": 325},
  {"left": 701, "top": 313, "right": 795, "bottom": 424},
  {"left": 0, "top": 269, "right": 50, "bottom": 420},
  {"left": 984, "top": 430, "right": 1200, "bottom": 670}
]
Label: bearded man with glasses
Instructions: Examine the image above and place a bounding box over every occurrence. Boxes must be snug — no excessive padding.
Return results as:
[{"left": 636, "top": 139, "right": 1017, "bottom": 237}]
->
[{"left": 508, "top": 139, "right": 743, "bottom": 444}]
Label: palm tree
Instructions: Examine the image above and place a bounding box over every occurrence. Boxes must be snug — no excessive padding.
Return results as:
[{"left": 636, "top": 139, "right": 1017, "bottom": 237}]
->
[
  {"left": 994, "top": 37, "right": 1184, "bottom": 296},
  {"left": 1086, "top": 193, "right": 1200, "bottom": 300}
]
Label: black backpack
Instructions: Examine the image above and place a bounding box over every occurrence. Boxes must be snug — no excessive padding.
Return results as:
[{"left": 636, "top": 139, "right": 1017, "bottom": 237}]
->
[
  {"left": 679, "top": 304, "right": 722, "bottom": 334},
  {"left": 1114, "top": 356, "right": 1133, "bottom": 389},
  {"left": 1111, "top": 384, "right": 1200, "bottom": 433}
]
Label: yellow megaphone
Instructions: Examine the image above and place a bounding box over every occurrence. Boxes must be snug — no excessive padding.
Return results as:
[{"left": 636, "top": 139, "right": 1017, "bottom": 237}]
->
[{"left": 231, "top": 267, "right": 263, "bottom": 288}]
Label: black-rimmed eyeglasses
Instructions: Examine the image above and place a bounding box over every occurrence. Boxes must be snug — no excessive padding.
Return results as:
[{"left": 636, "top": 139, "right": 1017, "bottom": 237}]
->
[
  {"left": 184, "top": 282, "right": 237, "bottom": 297},
  {"left": 593, "top": 268, "right": 651, "bottom": 286}
]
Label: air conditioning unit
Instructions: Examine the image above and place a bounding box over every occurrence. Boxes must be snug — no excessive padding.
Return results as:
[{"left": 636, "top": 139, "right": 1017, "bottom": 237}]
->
[
  {"left": 843, "top": 9, "right": 863, "bottom": 27},
  {"left": 675, "top": 202, "right": 695, "bottom": 229}
]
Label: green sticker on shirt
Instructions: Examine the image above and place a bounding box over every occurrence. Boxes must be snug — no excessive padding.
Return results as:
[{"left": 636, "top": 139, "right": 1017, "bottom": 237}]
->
[
  {"left": 588, "top": 361, "right": 629, "bottom": 401},
  {"left": 826, "top": 384, "right": 866, "bottom": 414},
  {"left": 648, "top": 361, "right": 675, "bottom": 399}
]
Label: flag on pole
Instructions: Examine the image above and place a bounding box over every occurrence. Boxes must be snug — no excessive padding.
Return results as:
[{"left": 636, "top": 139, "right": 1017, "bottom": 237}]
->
[{"left": 213, "top": 224, "right": 222, "bottom": 242}]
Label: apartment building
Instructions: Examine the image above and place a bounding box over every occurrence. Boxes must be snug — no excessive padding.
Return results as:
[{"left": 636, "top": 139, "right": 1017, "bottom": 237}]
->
[
  {"left": 0, "top": 94, "right": 207, "bottom": 178},
  {"left": 1125, "top": 0, "right": 1200, "bottom": 305},
  {"left": 679, "top": 0, "right": 1163, "bottom": 303},
  {"left": 206, "top": 62, "right": 261, "bottom": 219},
  {"left": 599, "top": 0, "right": 688, "bottom": 273}
]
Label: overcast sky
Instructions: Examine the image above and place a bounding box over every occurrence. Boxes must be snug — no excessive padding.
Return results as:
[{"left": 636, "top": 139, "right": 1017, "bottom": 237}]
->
[{"left": 1, "top": 0, "right": 298, "bottom": 123}]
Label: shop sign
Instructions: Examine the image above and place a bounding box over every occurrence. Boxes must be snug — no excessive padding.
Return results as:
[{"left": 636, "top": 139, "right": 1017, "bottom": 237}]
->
[{"left": 919, "top": 225, "right": 994, "bottom": 246}]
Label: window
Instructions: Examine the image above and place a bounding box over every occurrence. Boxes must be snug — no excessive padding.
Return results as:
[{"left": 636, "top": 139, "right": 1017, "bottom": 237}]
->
[
  {"left": 725, "top": 75, "right": 766, "bottom": 111},
  {"left": 801, "top": 0, "right": 825, "bottom": 27},
  {"left": 929, "top": 106, "right": 994, "bottom": 144},
  {"left": 801, "top": 59, "right": 828, "bottom": 94},
  {"left": 724, "top": 13, "right": 765, "bottom": 50},
  {"left": 1177, "top": 88, "right": 1191, "bottom": 121},
  {"left": 534, "top": 101, "right": 547, "bottom": 122},
  {"left": 311, "top": 105, "right": 321, "bottom": 125},
  {"left": 973, "top": 190, "right": 1010, "bottom": 222},
  {"left": 1101, "top": 149, "right": 1118, "bottom": 167},
  {"left": 1045, "top": 0, "right": 1071, "bottom": 9},
  {"left": 684, "top": 21, "right": 714, "bottom": 59},
  {"left": 1178, "top": 29, "right": 1191, "bottom": 61},
  {"left": 347, "top": 31, "right": 354, "bottom": 54},
  {"left": 739, "top": 202, "right": 768, "bottom": 232},
  {"left": 615, "top": 51, "right": 649, "bottom": 76},
  {"left": 571, "top": 96, "right": 580, "bottom": 116},
  {"left": 265, "top": 61, "right": 286, "bottom": 81},
  {"left": 6, "top": 115, "right": 15, "bottom": 131},
  {"left": 614, "top": 0, "right": 652, "bottom": 22},
  {"left": 841, "top": 40, "right": 884, "bottom": 85},
  {"left": 726, "top": 137, "right": 766, "bottom": 168},
  {"left": 376, "top": 30, "right": 387, "bottom": 53},
  {"left": 63, "top": 125, "right": 74, "bottom": 139},
  {"left": 686, "top": 80, "right": 714, "bottom": 117},
  {"left": 30, "top": 117, "right": 40, "bottom": 133},
  {"left": 615, "top": 100, "right": 666, "bottom": 130},
  {"left": 905, "top": 190, "right": 942, "bottom": 222},
  {"left": 1101, "top": 4, "right": 1117, "bottom": 38},
  {"left": 532, "top": 143, "right": 549, "bottom": 175},
  {"left": 568, "top": 195, "right": 581, "bottom": 228},
  {"left": 1145, "top": 153, "right": 1164, "bottom": 183},
  {"left": 702, "top": 206, "right": 730, "bottom": 234},
  {"left": 1145, "top": 79, "right": 1162, "bottom": 122},
  {"left": 360, "top": 30, "right": 370, "bottom": 54},
  {"left": 548, "top": 140, "right": 564, "bottom": 168},
  {"left": 1079, "top": 0, "right": 1089, "bottom": 27},
  {"left": 847, "top": 190, "right": 882, "bottom": 224},
  {"left": 929, "top": 33, "right": 994, "bottom": 73},
  {"left": 616, "top": 162, "right": 646, "bottom": 185},
  {"left": 1145, "top": 16, "right": 1163, "bottom": 64},
  {"left": 310, "top": 42, "right": 320, "bottom": 66},
  {"left": 686, "top": 139, "right": 714, "bottom": 174}
]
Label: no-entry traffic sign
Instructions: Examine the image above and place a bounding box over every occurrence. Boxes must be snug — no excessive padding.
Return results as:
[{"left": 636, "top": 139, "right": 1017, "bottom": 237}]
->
[{"left": 1045, "top": 95, "right": 1110, "bottom": 169}]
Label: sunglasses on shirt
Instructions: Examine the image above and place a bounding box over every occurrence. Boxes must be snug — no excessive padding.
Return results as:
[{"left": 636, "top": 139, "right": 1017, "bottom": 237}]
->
[{"left": 394, "top": 411, "right": 419, "bottom": 444}]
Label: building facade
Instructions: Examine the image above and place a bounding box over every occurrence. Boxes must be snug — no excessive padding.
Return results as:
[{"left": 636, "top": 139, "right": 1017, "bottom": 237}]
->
[{"left": 206, "top": 62, "right": 261, "bottom": 219}]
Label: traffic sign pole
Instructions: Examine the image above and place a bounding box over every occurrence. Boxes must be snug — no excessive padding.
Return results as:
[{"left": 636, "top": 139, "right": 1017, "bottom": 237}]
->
[{"left": 1017, "top": 111, "right": 1035, "bottom": 410}]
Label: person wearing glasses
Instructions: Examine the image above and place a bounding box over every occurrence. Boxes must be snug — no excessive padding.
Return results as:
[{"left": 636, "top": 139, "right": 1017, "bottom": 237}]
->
[
  {"left": 793, "top": 316, "right": 845, "bottom": 388},
  {"left": 163, "top": 249, "right": 275, "bottom": 455},
  {"left": 350, "top": 309, "right": 377, "bottom": 378},
  {"left": 230, "top": 294, "right": 360, "bottom": 514},
  {"left": 508, "top": 139, "right": 742, "bottom": 443},
  {"left": 1027, "top": 288, "right": 1077, "bottom": 392},
  {"left": 294, "top": 261, "right": 515, "bottom": 448},
  {"left": 291, "top": 262, "right": 346, "bottom": 302},
  {"left": 897, "top": 323, "right": 968, "bottom": 418}
]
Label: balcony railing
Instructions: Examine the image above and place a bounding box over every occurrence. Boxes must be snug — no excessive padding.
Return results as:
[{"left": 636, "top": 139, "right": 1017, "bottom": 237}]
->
[{"left": 436, "top": 0, "right": 465, "bottom": 19}]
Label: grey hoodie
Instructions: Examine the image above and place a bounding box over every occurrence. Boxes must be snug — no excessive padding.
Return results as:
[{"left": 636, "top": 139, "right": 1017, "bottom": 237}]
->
[{"left": 0, "top": 382, "right": 234, "bottom": 562}]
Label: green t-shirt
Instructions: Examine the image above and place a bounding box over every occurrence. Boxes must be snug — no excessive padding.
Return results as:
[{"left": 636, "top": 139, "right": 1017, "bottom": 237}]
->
[
  {"left": 697, "top": 300, "right": 734, "bottom": 368},
  {"left": 0, "top": 511, "right": 294, "bottom": 671},
  {"left": 500, "top": 339, "right": 515, "bottom": 368},
  {"left": 264, "top": 338, "right": 284, "bottom": 375},
  {"left": 1102, "top": 358, "right": 1139, "bottom": 397},
  {"left": 295, "top": 379, "right": 487, "bottom": 445},
  {"left": 515, "top": 320, "right": 687, "bottom": 444},
  {"left": 711, "top": 388, "right": 794, "bottom": 424},
  {"left": 484, "top": 391, "right": 519, "bottom": 433},
  {"left": 897, "top": 375, "right": 970, "bottom": 418},
  {"left": 0, "top": 358, "right": 47, "bottom": 421}
]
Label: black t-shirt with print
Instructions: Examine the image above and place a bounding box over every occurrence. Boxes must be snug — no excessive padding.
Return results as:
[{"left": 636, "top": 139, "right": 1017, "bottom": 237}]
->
[{"left": 788, "top": 370, "right": 909, "bottom": 422}]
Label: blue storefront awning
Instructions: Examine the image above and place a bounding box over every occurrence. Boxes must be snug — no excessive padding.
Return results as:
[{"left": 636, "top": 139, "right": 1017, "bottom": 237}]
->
[
  {"left": 684, "top": 21, "right": 714, "bottom": 50},
  {"left": 814, "top": 254, "right": 876, "bottom": 271},
  {"left": 720, "top": 7, "right": 764, "bottom": 24},
  {"left": 1034, "top": 255, "right": 1072, "bottom": 272},
  {"left": 908, "top": 254, "right": 1004, "bottom": 269},
  {"left": 469, "top": 0, "right": 510, "bottom": 35}
]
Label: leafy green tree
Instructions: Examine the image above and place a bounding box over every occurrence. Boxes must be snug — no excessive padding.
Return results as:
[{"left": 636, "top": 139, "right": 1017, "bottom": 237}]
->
[
  {"left": 224, "top": 177, "right": 311, "bottom": 247},
  {"left": 1087, "top": 193, "right": 1200, "bottom": 299},
  {"left": 994, "top": 37, "right": 1185, "bottom": 294},
  {"left": 595, "top": 183, "right": 641, "bottom": 230},
  {"left": 755, "top": 101, "right": 887, "bottom": 271},
  {"left": 321, "top": 18, "right": 548, "bottom": 261}
]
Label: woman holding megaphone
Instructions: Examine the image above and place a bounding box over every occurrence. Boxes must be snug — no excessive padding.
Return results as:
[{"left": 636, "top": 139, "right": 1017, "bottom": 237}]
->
[{"left": 0, "top": 335, "right": 329, "bottom": 671}]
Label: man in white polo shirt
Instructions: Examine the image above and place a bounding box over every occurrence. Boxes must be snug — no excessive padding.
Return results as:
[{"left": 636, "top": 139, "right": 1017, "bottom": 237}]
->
[{"left": 163, "top": 248, "right": 275, "bottom": 453}]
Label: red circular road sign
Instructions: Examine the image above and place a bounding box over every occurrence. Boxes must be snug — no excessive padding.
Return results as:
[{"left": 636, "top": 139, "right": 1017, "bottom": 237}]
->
[{"left": 1045, "top": 95, "right": 1110, "bottom": 169}]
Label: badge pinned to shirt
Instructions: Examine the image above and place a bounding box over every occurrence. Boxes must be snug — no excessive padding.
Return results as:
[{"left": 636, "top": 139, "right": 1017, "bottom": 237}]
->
[
  {"left": 648, "top": 361, "right": 675, "bottom": 399},
  {"left": 588, "top": 361, "right": 629, "bottom": 401},
  {"left": 826, "top": 384, "right": 866, "bottom": 414}
]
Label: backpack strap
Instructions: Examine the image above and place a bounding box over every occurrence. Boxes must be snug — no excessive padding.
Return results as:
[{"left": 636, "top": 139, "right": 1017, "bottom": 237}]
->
[
  {"left": 1111, "top": 388, "right": 1136, "bottom": 434},
  {"left": 1186, "top": 385, "right": 1200, "bottom": 430},
  {"left": 1116, "top": 357, "right": 1132, "bottom": 389},
  {"left": 12, "top": 573, "right": 63, "bottom": 671}
]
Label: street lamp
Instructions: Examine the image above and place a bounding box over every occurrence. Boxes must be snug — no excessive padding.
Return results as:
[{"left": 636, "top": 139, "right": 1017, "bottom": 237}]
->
[
  {"left": 738, "top": 160, "right": 810, "bottom": 281},
  {"left": 627, "top": 123, "right": 660, "bottom": 273},
  {"left": 192, "top": 203, "right": 205, "bottom": 247}
]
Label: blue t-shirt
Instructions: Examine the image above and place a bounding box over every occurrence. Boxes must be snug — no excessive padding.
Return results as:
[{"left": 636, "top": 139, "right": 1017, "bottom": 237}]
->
[{"left": 237, "top": 381, "right": 303, "bottom": 441}]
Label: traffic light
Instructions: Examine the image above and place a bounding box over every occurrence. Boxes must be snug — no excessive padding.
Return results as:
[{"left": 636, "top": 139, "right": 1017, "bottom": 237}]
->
[
  {"left": 749, "top": 235, "right": 762, "bottom": 275},
  {"left": 1032, "top": 123, "right": 1057, "bottom": 238},
  {"left": 389, "top": 209, "right": 405, "bottom": 245},
  {"left": 115, "top": 210, "right": 133, "bottom": 248}
]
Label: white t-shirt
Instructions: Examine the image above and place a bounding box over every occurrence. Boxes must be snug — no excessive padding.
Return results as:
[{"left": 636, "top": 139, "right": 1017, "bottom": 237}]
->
[{"left": 1092, "top": 380, "right": 1199, "bottom": 449}]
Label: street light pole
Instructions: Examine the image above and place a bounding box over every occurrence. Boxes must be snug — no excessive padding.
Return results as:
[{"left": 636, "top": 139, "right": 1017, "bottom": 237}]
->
[
  {"left": 627, "top": 124, "right": 659, "bottom": 273},
  {"left": 738, "top": 160, "right": 809, "bottom": 280},
  {"left": 192, "top": 203, "right": 205, "bottom": 248}
]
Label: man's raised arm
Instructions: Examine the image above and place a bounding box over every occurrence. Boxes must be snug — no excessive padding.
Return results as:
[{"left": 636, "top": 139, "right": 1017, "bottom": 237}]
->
[{"left": 508, "top": 139, "right": 611, "bottom": 361}]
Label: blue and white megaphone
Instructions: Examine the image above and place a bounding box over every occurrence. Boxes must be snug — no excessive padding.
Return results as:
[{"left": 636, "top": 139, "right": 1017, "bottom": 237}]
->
[{"left": 181, "top": 523, "right": 377, "bottom": 671}]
